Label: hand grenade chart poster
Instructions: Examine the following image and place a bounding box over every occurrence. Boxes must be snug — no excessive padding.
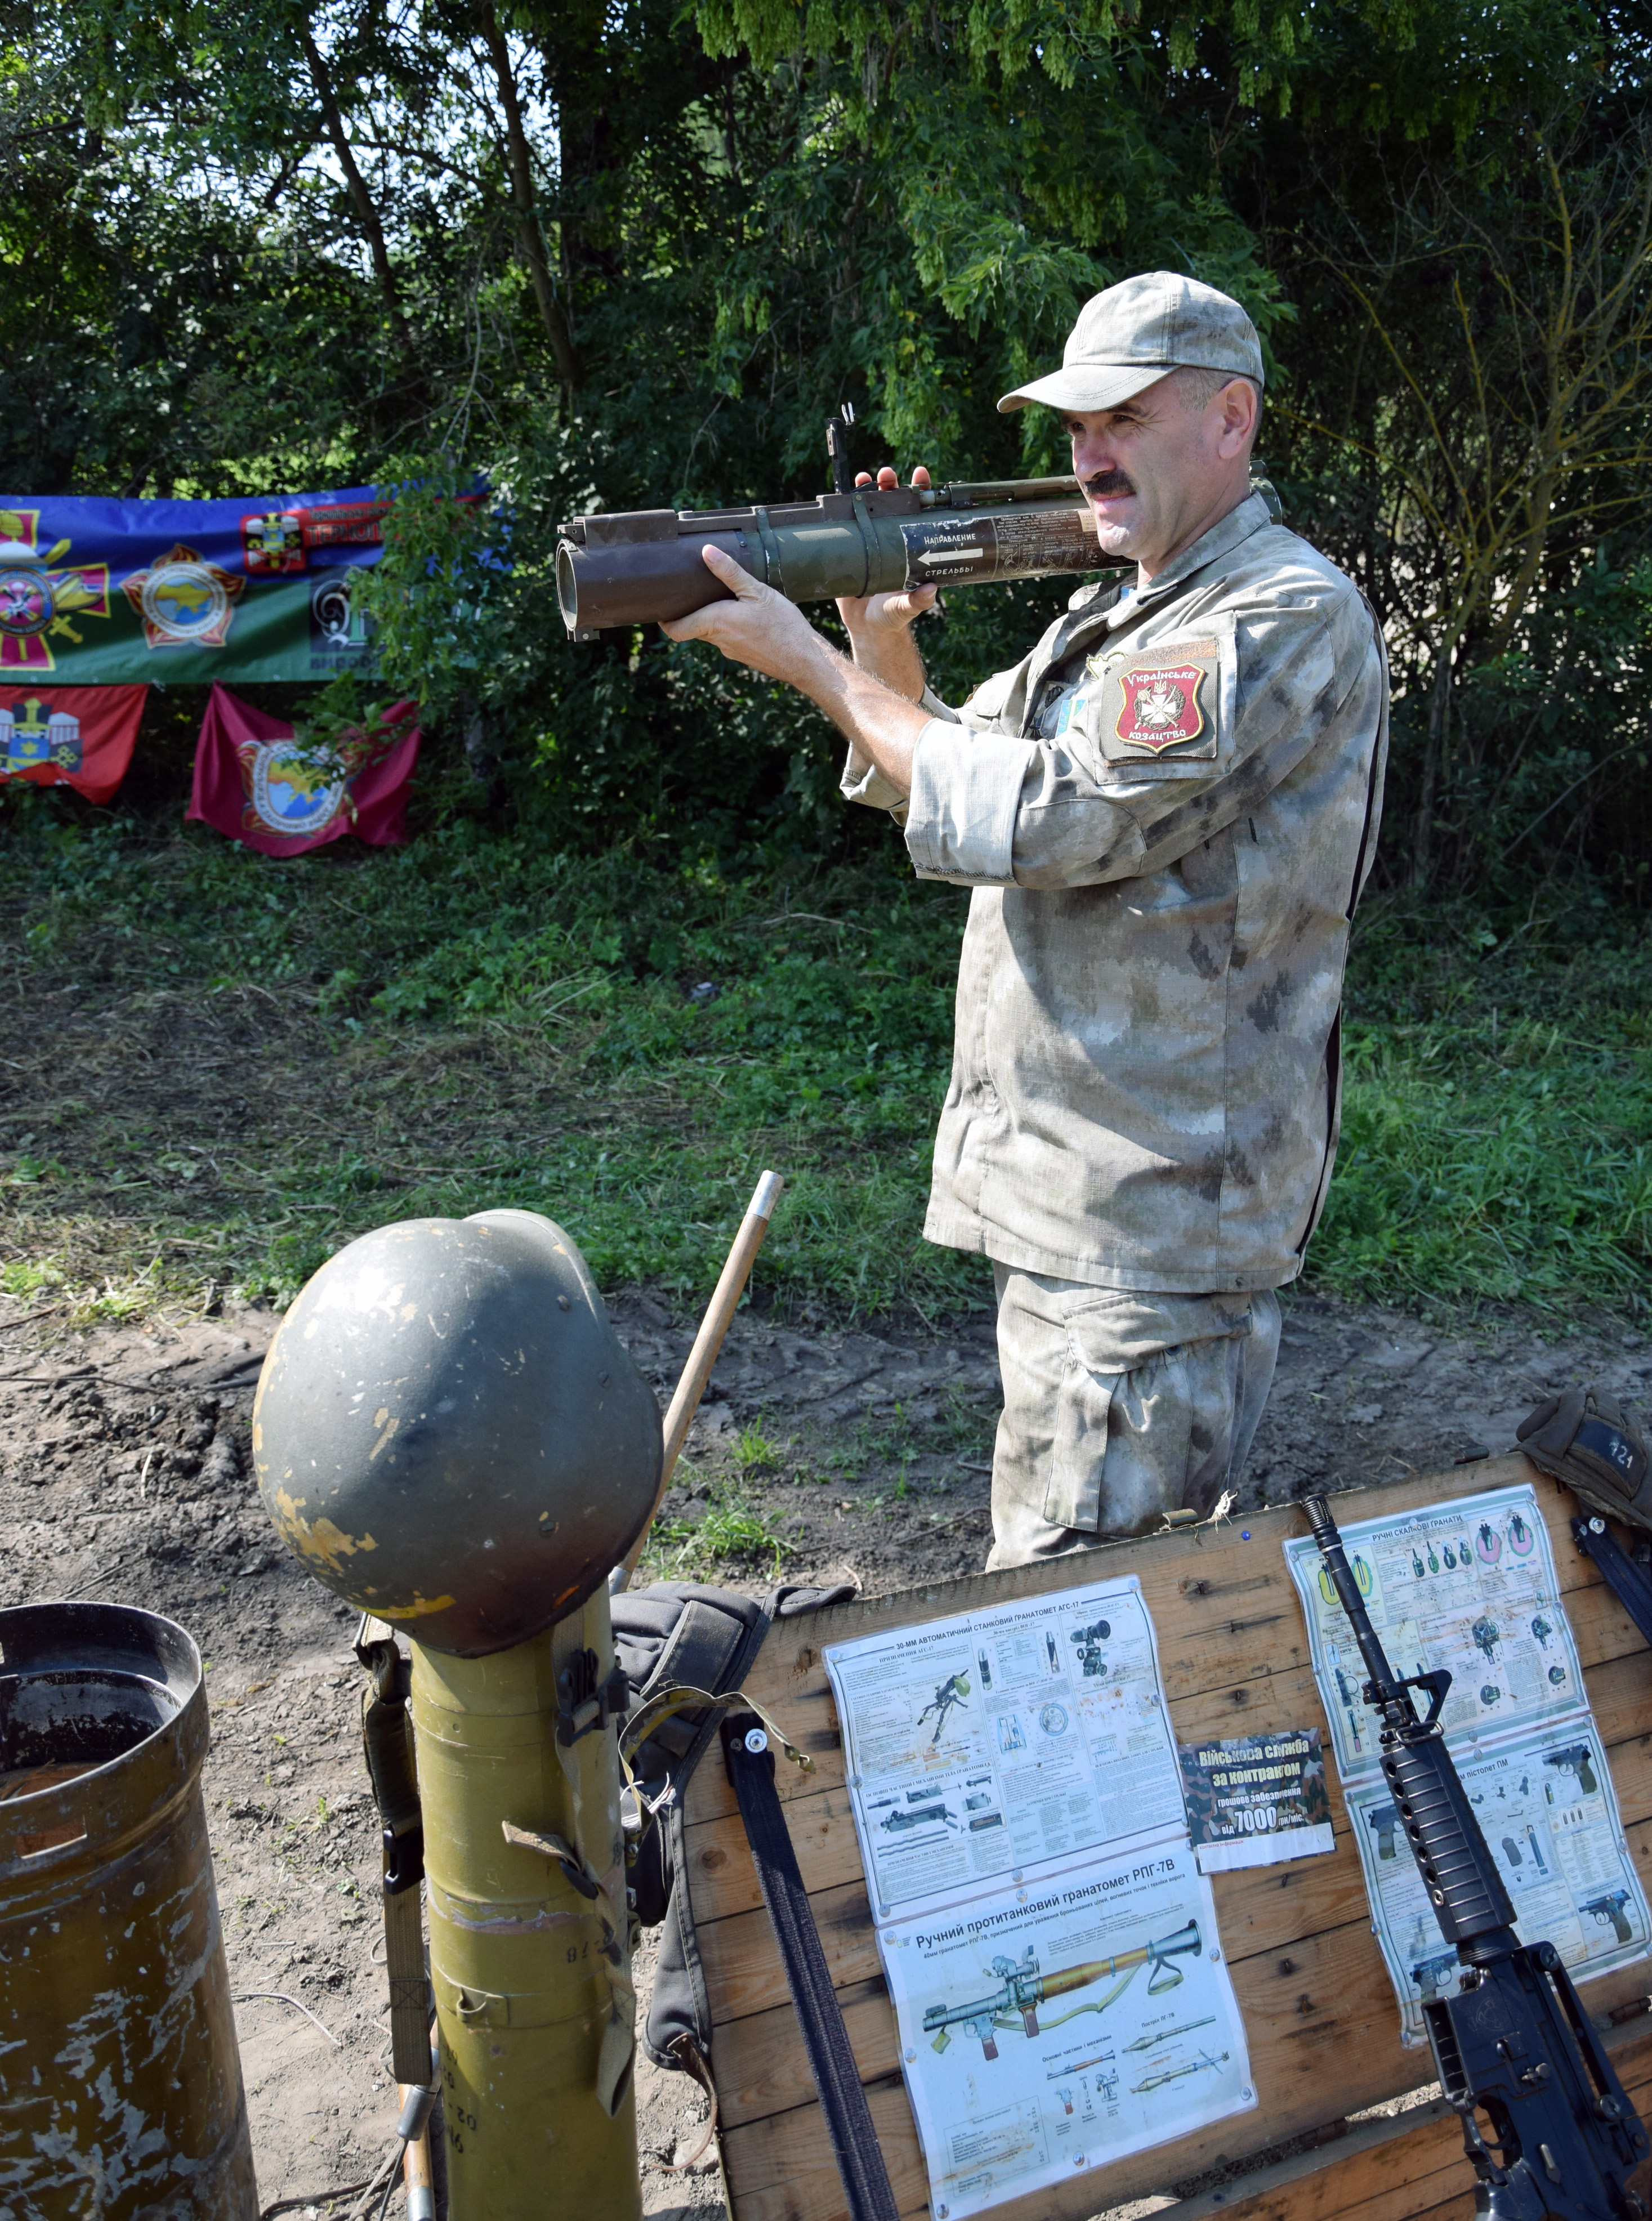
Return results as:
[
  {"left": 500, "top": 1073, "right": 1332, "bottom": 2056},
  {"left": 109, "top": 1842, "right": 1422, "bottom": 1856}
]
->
[
  {"left": 1284, "top": 1483, "right": 1651, "bottom": 2044},
  {"left": 824, "top": 1579, "right": 1255, "bottom": 2221}
]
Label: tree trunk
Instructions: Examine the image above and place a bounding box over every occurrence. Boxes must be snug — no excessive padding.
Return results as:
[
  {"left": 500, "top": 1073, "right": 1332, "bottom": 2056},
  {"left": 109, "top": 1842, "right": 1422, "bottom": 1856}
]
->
[
  {"left": 475, "top": 0, "right": 583, "bottom": 389},
  {"left": 301, "top": 30, "right": 422, "bottom": 392},
  {"left": 1486, "top": 459, "right": 1559, "bottom": 661},
  {"left": 542, "top": 0, "right": 622, "bottom": 294}
]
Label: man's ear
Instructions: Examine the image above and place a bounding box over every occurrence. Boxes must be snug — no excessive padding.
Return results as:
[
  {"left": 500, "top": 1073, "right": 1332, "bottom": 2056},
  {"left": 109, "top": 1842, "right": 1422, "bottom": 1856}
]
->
[{"left": 1216, "top": 377, "right": 1259, "bottom": 457}]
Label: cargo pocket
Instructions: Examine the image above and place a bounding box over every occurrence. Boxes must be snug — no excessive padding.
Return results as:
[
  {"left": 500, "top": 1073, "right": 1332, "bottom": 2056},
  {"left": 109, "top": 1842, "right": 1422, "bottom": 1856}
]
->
[
  {"left": 1042, "top": 1293, "right": 1255, "bottom": 1535},
  {"left": 1043, "top": 1333, "right": 1124, "bottom": 1532}
]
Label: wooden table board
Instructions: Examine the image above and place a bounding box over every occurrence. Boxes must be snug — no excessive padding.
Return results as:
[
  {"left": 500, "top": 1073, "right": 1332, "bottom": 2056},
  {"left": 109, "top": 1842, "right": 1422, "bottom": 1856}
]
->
[{"left": 679, "top": 1456, "right": 1652, "bottom": 2221}]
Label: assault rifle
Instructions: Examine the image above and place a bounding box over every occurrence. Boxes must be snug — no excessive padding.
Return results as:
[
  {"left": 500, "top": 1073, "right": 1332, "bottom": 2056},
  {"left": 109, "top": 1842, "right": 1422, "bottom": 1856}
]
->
[{"left": 1306, "top": 1494, "right": 1649, "bottom": 2220}]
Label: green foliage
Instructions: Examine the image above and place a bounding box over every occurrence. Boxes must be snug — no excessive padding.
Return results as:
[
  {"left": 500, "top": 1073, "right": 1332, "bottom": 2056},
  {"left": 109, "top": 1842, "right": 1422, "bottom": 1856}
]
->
[
  {"left": 10, "top": 0, "right": 1652, "bottom": 893},
  {"left": 733, "top": 1422, "right": 785, "bottom": 1470},
  {"left": 1315, "top": 904, "right": 1652, "bottom": 1310},
  {"left": 5, "top": 805, "right": 1652, "bottom": 1321},
  {"left": 7, "top": 0, "right": 1652, "bottom": 1361}
]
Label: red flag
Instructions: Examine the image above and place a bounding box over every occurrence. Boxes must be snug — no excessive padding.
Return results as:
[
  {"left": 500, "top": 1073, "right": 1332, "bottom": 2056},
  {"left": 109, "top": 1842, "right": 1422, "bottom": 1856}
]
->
[
  {"left": 0, "top": 684, "right": 146, "bottom": 806},
  {"left": 186, "top": 683, "right": 419, "bottom": 855}
]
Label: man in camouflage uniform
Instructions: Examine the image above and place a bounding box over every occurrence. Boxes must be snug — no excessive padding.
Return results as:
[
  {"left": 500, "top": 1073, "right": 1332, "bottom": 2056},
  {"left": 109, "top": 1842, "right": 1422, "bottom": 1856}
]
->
[{"left": 665, "top": 272, "right": 1388, "bottom": 1568}]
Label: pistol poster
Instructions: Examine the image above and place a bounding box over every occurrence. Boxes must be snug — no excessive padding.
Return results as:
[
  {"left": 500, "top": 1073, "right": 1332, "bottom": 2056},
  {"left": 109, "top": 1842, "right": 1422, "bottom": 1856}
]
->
[
  {"left": 1284, "top": 1482, "right": 1651, "bottom": 2043},
  {"left": 824, "top": 1576, "right": 1256, "bottom": 2218}
]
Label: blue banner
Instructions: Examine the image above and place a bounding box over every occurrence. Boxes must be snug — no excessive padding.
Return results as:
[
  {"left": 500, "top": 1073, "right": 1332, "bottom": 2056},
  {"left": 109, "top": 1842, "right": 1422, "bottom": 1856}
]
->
[{"left": 0, "top": 486, "right": 387, "bottom": 684}]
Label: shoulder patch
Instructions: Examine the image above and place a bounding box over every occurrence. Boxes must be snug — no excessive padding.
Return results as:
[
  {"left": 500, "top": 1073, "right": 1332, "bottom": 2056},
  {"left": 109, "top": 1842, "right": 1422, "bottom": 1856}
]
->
[{"left": 1090, "top": 636, "right": 1221, "bottom": 767}]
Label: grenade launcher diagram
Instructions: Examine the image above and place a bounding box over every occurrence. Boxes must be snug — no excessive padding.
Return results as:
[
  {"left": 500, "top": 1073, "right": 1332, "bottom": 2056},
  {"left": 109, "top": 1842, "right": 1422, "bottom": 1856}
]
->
[
  {"left": 923, "top": 1921, "right": 1202, "bottom": 2059},
  {"left": 916, "top": 1671, "right": 971, "bottom": 1745},
  {"left": 882, "top": 1802, "right": 959, "bottom": 1834}
]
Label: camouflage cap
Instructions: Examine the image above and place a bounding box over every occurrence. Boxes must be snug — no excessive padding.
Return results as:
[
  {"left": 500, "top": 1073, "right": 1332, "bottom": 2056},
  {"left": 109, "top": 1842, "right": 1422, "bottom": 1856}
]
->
[{"left": 998, "top": 271, "right": 1265, "bottom": 415}]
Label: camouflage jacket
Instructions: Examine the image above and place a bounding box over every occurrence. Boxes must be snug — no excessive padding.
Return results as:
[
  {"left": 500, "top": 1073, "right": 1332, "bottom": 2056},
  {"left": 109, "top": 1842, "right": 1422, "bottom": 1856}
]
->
[{"left": 841, "top": 492, "right": 1388, "bottom": 1293}]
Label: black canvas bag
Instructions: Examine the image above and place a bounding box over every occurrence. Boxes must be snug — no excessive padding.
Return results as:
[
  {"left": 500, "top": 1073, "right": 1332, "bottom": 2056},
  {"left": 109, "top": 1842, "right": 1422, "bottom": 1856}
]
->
[{"left": 611, "top": 1578, "right": 853, "bottom": 2074}]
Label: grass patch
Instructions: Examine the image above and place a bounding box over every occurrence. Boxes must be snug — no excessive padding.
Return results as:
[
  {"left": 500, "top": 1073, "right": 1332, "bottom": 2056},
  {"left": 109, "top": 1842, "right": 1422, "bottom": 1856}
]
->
[
  {"left": 0, "top": 811, "right": 981, "bottom": 1320},
  {"left": 642, "top": 1482, "right": 786, "bottom": 1579},
  {"left": 1317, "top": 910, "right": 1652, "bottom": 1312},
  {"left": 1, "top": 803, "right": 1649, "bottom": 1322},
  {"left": 731, "top": 1422, "right": 786, "bottom": 1473}
]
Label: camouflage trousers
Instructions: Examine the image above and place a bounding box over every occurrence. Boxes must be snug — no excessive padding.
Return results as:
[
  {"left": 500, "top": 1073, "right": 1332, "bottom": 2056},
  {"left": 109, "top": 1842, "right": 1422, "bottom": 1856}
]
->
[{"left": 986, "top": 1266, "right": 1282, "bottom": 1571}]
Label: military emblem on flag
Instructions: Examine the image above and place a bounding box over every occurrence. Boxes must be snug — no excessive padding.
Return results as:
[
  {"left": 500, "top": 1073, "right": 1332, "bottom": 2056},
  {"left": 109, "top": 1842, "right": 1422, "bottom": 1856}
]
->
[
  {"left": 1114, "top": 663, "right": 1207, "bottom": 750},
  {"left": 240, "top": 500, "right": 387, "bottom": 574},
  {"left": 120, "top": 544, "right": 245, "bottom": 649},
  {"left": 188, "top": 683, "right": 419, "bottom": 855},
  {"left": 1, "top": 695, "right": 80, "bottom": 770},
  {"left": 0, "top": 684, "right": 146, "bottom": 803},
  {"left": 241, "top": 511, "right": 308, "bottom": 575},
  {"left": 0, "top": 511, "right": 112, "bottom": 673}
]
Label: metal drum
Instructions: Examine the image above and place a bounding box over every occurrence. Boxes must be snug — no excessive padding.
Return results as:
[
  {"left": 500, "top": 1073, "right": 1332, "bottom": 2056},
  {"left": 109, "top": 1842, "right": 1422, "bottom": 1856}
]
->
[{"left": 0, "top": 1601, "right": 258, "bottom": 2221}]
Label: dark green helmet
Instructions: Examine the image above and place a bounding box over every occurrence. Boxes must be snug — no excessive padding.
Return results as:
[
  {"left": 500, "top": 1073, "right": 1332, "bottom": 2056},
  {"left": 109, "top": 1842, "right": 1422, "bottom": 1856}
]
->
[{"left": 253, "top": 1209, "right": 660, "bottom": 1655}]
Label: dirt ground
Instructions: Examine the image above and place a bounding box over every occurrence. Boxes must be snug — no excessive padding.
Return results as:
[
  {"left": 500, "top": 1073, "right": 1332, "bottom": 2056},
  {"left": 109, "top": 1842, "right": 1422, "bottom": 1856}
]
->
[{"left": 2, "top": 1276, "right": 1649, "bottom": 2217}]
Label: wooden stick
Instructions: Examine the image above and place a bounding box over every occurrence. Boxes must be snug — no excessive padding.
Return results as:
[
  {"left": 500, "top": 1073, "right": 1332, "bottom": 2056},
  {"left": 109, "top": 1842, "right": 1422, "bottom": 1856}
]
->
[{"left": 614, "top": 1169, "right": 785, "bottom": 1588}]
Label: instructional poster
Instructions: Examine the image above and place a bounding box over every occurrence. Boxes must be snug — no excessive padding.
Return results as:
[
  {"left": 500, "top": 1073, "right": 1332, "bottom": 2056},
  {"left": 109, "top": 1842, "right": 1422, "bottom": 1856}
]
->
[
  {"left": 825, "top": 1577, "right": 1256, "bottom": 2219},
  {"left": 1284, "top": 1483, "right": 1651, "bottom": 2044}
]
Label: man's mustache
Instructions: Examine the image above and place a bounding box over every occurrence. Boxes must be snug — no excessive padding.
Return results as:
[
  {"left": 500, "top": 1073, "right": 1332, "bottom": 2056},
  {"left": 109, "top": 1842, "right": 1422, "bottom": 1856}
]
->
[{"left": 1083, "top": 470, "right": 1136, "bottom": 499}]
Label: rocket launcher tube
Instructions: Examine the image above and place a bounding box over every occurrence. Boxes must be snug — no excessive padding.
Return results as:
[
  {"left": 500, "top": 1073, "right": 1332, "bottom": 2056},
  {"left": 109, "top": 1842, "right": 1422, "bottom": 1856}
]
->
[
  {"left": 923, "top": 1923, "right": 1201, "bottom": 2058},
  {"left": 555, "top": 477, "right": 1108, "bottom": 637}
]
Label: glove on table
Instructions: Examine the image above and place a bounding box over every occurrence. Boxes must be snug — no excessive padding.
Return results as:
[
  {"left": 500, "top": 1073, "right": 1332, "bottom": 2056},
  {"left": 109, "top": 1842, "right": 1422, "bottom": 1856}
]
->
[{"left": 1517, "top": 1385, "right": 1651, "bottom": 1532}]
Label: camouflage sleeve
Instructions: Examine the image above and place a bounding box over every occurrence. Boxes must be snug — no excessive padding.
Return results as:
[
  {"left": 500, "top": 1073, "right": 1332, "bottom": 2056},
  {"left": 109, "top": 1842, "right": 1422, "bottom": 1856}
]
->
[
  {"left": 905, "top": 589, "right": 1378, "bottom": 887},
  {"left": 838, "top": 663, "right": 1020, "bottom": 815}
]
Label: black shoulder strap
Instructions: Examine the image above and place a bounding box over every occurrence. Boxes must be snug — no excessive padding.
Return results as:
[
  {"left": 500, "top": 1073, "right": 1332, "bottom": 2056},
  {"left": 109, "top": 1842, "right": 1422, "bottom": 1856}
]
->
[
  {"left": 622, "top": 1587, "right": 775, "bottom": 1794},
  {"left": 721, "top": 1711, "right": 899, "bottom": 2221},
  {"left": 355, "top": 1616, "right": 432, "bottom": 2087}
]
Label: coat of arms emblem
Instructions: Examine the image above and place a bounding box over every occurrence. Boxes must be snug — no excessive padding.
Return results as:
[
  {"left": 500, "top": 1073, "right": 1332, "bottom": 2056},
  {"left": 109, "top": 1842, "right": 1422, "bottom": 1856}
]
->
[
  {"left": 1114, "top": 662, "right": 1207, "bottom": 750},
  {"left": 0, "top": 511, "right": 111, "bottom": 673},
  {"left": 1, "top": 695, "right": 81, "bottom": 771},
  {"left": 239, "top": 738, "right": 347, "bottom": 838}
]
